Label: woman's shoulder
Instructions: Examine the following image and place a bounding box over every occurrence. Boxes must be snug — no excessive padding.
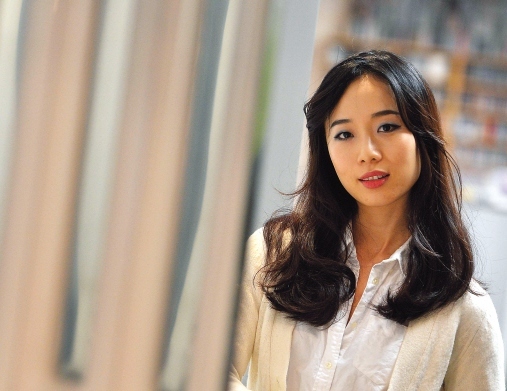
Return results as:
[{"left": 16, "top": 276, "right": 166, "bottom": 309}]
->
[
  {"left": 409, "top": 280, "right": 502, "bottom": 359},
  {"left": 246, "top": 227, "right": 266, "bottom": 251},
  {"left": 452, "top": 280, "right": 500, "bottom": 333},
  {"left": 244, "top": 228, "right": 267, "bottom": 272},
  {"left": 458, "top": 280, "right": 496, "bottom": 316},
  {"left": 244, "top": 225, "right": 294, "bottom": 277},
  {"left": 415, "top": 280, "right": 499, "bottom": 332}
]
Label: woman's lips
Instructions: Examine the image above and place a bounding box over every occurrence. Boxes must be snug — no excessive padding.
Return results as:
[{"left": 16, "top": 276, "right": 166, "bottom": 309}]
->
[{"left": 359, "top": 171, "right": 389, "bottom": 189}]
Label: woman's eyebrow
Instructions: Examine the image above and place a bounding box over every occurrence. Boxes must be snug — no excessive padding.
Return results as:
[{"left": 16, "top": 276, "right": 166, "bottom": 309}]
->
[
  {"left": 329, "top": 118, "right": 350, "bottom": 129},
  {"left": 372, "top": 109, "right": 400, "bottom": 118},
  {"left": 329, "top": 109, "right": 400, "bottom": 130}
]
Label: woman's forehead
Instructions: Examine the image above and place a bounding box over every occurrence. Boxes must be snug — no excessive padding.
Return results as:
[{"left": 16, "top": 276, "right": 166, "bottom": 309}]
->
[{"left": 329, "top": 75, "right": 398, "bottom": 121}]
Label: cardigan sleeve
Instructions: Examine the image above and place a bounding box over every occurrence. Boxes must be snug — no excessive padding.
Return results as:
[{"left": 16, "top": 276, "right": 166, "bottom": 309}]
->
[
  {"left": 229, "top": 229, "right": 266, "bottom": 391},
  {"left": 443, "top": 285, "right": 505, "bottom": 391}
]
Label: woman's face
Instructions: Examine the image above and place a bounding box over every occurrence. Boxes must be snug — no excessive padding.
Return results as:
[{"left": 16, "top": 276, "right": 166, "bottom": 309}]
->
[{"left": 326, "top": 75, "right": 420, "bottom": 212}]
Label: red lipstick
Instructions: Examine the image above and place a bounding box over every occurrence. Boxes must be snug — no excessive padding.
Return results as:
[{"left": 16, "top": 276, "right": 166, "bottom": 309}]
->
[{"left": 359, "top": 170, "right": 389, "bottom": 189}]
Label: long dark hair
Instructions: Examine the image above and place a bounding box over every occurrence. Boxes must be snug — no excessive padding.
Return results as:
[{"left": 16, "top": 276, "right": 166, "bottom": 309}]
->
[{"left": 260, "top": 50, "right": 475, "bottom": 326}]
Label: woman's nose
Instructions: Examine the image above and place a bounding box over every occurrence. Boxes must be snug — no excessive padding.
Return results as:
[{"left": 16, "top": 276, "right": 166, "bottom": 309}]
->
[{"left": 358, "top": 137, "right": 382, "bottom": 163}]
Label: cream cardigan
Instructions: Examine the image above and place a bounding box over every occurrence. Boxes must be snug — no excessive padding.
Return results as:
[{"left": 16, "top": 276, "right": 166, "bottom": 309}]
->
[{"left": 229, "top": 229, "right": 505, "bottom": 391}]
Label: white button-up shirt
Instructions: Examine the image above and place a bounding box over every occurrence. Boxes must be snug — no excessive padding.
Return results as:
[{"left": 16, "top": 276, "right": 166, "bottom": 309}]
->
[{"left": 286, "top": 237, "right": 410, "bottom": 391}]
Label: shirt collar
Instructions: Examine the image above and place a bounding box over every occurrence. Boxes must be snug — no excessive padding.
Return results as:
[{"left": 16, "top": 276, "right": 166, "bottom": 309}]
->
[{"left": 386, "top": 236, "right": 411, "bottom": 276}]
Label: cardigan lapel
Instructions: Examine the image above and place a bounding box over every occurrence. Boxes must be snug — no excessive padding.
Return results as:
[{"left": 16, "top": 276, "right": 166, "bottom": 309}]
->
[
  {"left": 388, "top": 304, "right": 457, "bottom": 391},
  {"left": 269, "top": 310, "right": 295, "bottom": 391},
  {"left": 388, "top": 314, "right": 438, "bottom": 391}
]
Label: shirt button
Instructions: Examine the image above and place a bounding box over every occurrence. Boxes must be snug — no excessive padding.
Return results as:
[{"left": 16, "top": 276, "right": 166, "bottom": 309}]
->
[
  {"left": 325, "top": 362, "right": 332, "bottom": 369},
  {"left": 372, "top": 277, "right": 379, "bottom": 285}
]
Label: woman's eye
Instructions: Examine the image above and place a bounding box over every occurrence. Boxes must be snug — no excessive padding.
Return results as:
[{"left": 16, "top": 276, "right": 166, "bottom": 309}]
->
[
  {"left": 378, "top": 123, "right": 400, "bottom": 133},
  {"left": 334, "top": 131, "right": 353, "bottom": 140}
]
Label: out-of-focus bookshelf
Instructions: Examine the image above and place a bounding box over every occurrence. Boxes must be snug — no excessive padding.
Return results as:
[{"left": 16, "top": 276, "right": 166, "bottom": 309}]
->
[{"left": 314, "top": 0, "right": 507, "bottom": 211}]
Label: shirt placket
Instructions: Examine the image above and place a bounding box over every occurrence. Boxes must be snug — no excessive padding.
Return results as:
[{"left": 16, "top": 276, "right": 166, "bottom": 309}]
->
[{"left": 311, "top": 309, "right": 348, "bottom": 390}]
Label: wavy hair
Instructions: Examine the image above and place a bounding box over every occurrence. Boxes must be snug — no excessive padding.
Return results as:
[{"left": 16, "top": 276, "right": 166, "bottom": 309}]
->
[{"left": 260, "top": 50, "right": 475, "bottom": 326}]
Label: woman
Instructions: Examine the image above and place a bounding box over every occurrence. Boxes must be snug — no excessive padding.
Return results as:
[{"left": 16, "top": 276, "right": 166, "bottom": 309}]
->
[{"left": 230, "top": 50, "right": 504, "bottom": 390}]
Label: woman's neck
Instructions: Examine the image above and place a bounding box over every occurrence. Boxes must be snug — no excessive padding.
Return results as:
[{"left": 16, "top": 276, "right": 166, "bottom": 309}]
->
[{"left": 352, "top": 204, "right": 411, "bottom": 267}]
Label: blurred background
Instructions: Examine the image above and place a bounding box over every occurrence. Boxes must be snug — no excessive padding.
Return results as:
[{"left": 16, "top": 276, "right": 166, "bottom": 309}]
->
[{"left": 0, "top": 0, "right": 504, "bottom": 390}]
